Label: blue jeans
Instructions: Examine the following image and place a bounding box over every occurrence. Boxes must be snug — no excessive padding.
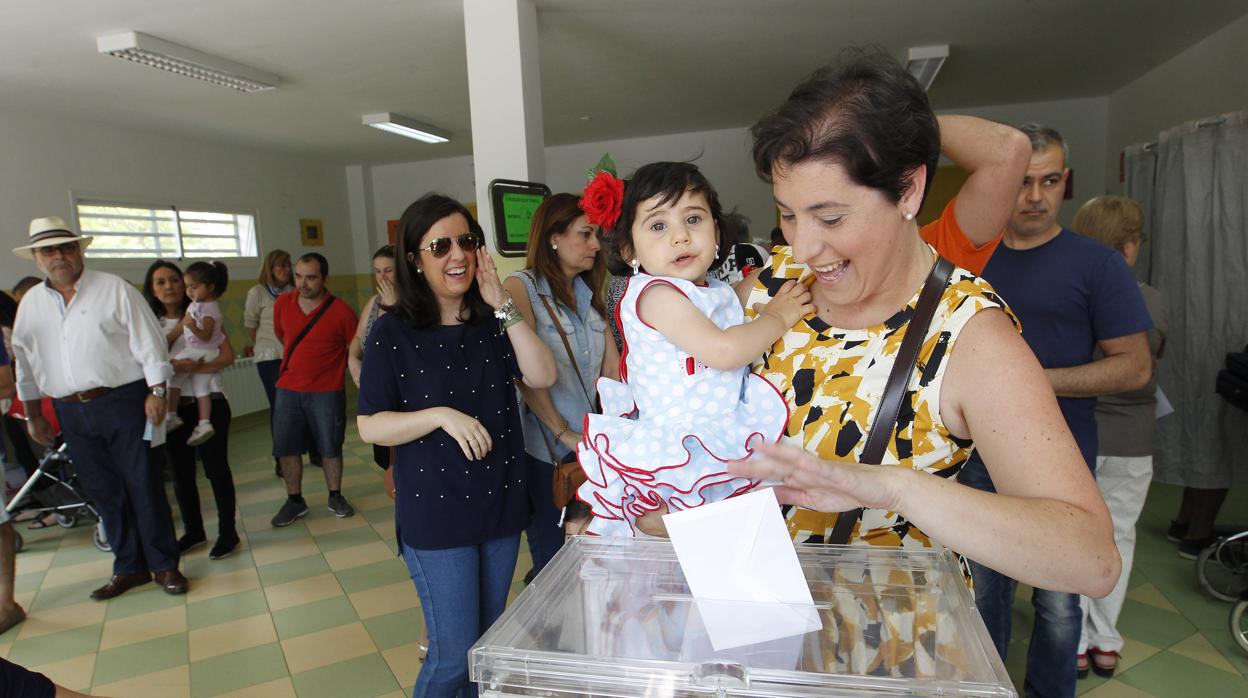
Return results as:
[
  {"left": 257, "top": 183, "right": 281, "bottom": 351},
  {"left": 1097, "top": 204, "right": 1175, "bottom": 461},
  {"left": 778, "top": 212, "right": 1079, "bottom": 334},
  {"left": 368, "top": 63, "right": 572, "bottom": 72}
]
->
[
  {"left": 255, "top": 359, "right": 281, "bottom": 458},
  {"left": 525, "top": 455, "right": 564, "bottom": 576},
  {"left": 401, "top": 534, "right": 520, "bottom": 698},
  {"left": 272, "top": 388, "right": 345, "bottom": 458},
  {"left": 961, "top": 456, "right": 1079, "bottom": 698}
]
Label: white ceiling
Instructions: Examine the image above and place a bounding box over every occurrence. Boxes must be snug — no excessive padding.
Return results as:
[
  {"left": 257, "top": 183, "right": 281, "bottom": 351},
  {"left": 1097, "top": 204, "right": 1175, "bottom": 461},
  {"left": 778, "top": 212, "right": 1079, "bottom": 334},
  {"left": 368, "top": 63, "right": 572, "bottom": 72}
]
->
[{"left": 2, "top": 0, "right": 1245, "bottom": 164}]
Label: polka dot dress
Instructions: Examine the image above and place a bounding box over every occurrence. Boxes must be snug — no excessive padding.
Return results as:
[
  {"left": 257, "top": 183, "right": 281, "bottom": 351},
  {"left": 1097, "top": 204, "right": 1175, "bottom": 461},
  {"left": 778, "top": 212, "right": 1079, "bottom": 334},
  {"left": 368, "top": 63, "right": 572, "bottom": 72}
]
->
[{"left": 577, "top": 274, "right": 788, "bottom": 536}]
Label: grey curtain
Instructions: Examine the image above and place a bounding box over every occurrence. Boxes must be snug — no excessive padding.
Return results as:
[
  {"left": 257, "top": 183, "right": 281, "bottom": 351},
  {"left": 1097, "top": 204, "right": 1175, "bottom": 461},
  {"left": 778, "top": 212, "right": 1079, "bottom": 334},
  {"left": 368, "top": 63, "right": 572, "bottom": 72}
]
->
[
  {"left": 1123, "top": 143, "right": 1157, "bottom": 282},
  {"left": 1149, "top": 111, "right": 1248, "bottom": 488}
]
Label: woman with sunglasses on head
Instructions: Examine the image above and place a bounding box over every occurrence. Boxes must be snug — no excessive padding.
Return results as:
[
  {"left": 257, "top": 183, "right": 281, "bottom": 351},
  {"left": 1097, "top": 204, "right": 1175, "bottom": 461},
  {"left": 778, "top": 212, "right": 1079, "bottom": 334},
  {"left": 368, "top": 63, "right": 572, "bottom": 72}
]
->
[
  {"left": 356, "top": 193, "right": 556, "bottom": 698},
  {"left": 501, "top": 193, "right": 620, "bottom": 578}
]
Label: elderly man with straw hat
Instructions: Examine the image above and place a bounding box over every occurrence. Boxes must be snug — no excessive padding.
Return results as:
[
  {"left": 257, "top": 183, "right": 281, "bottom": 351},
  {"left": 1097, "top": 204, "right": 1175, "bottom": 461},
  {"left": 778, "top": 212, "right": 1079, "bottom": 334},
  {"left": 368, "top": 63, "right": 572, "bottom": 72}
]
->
[{"left": 10, "top": 216, "right": 187, "bottom": 599}]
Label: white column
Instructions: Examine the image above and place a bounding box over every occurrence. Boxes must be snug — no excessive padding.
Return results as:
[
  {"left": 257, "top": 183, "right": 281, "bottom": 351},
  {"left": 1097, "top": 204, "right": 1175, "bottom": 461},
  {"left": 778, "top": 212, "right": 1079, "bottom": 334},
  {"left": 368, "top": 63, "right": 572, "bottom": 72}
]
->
[
  {"left": 344, "top": 164, "right": 377, "bottom": 274},
  {"left": 463, "top": 0, "right": 545, "bottom": 248}
]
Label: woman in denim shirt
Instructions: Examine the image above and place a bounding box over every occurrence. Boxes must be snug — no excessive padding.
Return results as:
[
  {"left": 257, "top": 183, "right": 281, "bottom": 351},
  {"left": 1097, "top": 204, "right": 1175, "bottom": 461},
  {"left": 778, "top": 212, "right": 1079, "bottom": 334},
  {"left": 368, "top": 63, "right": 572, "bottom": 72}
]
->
[{"left": 503, "top": 193, "right": 620, "bottom": 576}]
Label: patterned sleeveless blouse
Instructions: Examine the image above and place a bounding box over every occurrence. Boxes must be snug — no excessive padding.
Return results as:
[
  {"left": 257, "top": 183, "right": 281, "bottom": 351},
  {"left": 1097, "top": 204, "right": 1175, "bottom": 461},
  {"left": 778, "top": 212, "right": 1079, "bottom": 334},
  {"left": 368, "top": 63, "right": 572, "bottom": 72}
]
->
[{"left": 745, "top": 245, "right": 1017, "bottom": 582}]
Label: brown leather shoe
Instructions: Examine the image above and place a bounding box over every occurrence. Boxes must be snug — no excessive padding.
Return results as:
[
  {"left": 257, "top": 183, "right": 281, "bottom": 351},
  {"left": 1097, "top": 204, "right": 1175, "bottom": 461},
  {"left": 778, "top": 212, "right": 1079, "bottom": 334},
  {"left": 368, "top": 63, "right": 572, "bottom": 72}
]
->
[
  {"left": 154, "top": 569, "right": 188, "bottom": 595},
  {"left": 90, "top": 572, "right": 151, "bottom": 601}
]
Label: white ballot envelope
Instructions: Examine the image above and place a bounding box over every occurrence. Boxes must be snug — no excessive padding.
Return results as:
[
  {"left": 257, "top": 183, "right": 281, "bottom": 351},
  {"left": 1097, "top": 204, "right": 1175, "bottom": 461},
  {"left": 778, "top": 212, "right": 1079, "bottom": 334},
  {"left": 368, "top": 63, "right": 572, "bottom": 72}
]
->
[
  {"left": 143, "top": 419, "right": 167, "bottom": 448},
  {"left": 664, "top": 488, "right": 822, "bottom": 651}
]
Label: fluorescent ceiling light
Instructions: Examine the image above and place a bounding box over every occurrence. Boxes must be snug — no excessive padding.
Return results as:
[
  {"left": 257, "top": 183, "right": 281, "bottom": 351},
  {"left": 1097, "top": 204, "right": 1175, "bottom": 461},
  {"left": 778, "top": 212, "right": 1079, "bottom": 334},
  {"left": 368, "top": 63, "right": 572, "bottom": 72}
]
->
[
  {"left": 362, "top": 113, "right": 450, "bottom": 144},
  {"left": 907, "top": 44, "right": 949, "bottom": 91},
  {"left": 97, "top": 31, "right": 279, "bottom": 93}
]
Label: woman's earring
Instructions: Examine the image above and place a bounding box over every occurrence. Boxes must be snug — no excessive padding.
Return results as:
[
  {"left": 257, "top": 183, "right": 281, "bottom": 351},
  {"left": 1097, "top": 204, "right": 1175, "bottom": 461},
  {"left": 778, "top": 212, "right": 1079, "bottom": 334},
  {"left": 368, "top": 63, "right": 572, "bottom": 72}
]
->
[
  {"left": 416, "top": 268, "right": 423, "bottom": 274},
  {"left": 630, "top": 259, "right": 640, "bottom": 276},
  {"left": 903, "top": 211, "right": 915, "bottom": 221},
  {"left": 552, "top": 243, "right": 558, "bottom": 251},
  {"left": 714, "top": 244, "right": 720, "bottom": 256}
]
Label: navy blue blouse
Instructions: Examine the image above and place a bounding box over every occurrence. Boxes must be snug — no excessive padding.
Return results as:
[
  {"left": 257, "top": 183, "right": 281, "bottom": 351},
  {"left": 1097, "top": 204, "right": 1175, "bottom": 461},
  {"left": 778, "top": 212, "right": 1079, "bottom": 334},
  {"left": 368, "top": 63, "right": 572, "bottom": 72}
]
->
[{"left": 358, "top": 313, "right": 530, "bottom": 550}]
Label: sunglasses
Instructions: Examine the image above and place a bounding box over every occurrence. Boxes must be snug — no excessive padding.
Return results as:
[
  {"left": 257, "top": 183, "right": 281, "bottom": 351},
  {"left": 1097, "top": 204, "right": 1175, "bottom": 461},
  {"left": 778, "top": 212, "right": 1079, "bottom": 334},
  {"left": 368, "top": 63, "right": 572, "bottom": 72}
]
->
[
  {"left": 418, "top": 234, "right": 481, "bottom": 258},
  {"left": 34, "top": 241, "right": 80, "bottom": 257}
]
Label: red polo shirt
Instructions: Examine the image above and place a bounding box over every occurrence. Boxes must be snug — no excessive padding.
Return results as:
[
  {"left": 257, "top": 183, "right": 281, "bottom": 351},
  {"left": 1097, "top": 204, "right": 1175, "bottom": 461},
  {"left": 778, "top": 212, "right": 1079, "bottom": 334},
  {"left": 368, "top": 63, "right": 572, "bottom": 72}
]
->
[{"left": 273, "top": 291, "right": 358, "bottom": 393}]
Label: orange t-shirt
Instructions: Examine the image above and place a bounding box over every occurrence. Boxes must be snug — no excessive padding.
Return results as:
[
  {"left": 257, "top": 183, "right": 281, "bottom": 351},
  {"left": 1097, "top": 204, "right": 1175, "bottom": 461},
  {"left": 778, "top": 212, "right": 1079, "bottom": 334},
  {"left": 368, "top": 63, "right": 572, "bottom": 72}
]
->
[{"left": 919, "top": 196, "right": 1001, "bottom": 275}]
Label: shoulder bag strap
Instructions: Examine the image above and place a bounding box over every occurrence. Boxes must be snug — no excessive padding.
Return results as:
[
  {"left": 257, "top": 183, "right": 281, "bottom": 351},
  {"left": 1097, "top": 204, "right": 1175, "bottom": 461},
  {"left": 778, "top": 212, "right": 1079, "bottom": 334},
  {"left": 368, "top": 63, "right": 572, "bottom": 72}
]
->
[
  {"left": 827, "top": 256, "right": 955, "bottom": 544},
  {"left": 279, "top": 294, "right": 336, "bottom": 376},
  {"left": 526, "top": 272, "right": 596, "bottom": 411}
]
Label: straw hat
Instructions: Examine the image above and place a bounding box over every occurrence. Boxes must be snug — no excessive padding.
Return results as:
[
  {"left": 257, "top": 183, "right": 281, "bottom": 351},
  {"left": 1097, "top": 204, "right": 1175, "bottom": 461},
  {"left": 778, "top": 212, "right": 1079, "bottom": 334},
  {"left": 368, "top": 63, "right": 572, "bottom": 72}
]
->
[{"left": 13, "top": 216, "right": 93, "bottom": 260}]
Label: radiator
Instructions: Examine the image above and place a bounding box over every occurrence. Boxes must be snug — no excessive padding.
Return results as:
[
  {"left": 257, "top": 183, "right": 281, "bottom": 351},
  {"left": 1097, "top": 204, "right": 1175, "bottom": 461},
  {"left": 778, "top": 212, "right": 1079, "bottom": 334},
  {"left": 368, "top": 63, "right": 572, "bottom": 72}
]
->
[{"left": 219, "top": 357, "right": 269, "bottom": 416}]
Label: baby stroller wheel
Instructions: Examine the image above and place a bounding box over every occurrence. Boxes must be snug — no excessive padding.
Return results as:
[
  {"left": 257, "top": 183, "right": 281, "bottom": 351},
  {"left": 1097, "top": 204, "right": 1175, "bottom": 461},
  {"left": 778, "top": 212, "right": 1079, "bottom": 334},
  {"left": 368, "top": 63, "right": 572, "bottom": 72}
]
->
[
  {"left": 92, "top": 522, "right": 110, "bottom": 553},
  {"left": 55, "top": 512, "right": 78, "bottom": 529},
  {"left": 1198, "top": 536, "right": 1248, "bottom": 602},
  {"left": 1231, "top": 599, "right": 1248, "bottom": 655},
  {"left": 12, "top": 531, "right": 23, "bottom": 554}
]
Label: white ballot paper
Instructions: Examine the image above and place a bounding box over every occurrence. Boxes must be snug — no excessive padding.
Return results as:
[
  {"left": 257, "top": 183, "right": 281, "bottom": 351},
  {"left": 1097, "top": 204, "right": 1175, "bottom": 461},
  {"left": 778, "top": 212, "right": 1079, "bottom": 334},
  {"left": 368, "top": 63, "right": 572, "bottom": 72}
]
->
[
  {"left": 663, "top": 488, "right": 822, "bottom": 651},
  {"left": 143, "top": 419, "right": 166, "bottom": 448}
]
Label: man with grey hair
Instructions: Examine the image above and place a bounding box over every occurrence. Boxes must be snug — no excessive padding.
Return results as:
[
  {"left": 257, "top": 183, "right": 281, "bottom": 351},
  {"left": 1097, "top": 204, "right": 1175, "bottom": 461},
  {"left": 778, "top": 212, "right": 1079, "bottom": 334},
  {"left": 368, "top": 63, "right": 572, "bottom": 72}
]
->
[{"left": 958, "top": 124, "right": 1152, "bottom": 697}]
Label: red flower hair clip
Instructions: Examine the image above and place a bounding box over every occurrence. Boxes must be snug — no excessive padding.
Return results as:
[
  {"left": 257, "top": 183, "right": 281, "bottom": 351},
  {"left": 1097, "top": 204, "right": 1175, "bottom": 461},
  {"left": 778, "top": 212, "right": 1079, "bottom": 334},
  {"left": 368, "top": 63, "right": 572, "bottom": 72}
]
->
[{"left": 579, "top": 154, "right": 625, "bottom": 231}]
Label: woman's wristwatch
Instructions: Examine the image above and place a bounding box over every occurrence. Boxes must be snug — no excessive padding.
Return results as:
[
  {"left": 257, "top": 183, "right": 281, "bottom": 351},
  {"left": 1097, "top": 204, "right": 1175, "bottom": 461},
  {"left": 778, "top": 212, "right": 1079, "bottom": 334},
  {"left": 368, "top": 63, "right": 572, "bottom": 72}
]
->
[{"left": 494, "top": 297, "right": 523, "bottom": 329}]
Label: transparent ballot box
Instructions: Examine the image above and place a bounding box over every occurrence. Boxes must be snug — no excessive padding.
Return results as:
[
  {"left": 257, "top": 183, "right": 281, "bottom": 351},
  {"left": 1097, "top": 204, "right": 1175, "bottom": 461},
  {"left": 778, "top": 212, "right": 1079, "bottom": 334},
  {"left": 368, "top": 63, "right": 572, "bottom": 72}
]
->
[{"left": 471, "top": 537, "right": 1015, "bottom": 697}]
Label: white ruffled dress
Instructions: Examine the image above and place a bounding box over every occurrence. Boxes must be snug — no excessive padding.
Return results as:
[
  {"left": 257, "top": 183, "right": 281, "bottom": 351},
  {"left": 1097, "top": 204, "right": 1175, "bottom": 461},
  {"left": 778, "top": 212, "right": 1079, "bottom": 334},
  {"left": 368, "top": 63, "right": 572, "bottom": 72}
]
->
[{"left": 576, "top": 274, "right": 788, "bottom": 536}]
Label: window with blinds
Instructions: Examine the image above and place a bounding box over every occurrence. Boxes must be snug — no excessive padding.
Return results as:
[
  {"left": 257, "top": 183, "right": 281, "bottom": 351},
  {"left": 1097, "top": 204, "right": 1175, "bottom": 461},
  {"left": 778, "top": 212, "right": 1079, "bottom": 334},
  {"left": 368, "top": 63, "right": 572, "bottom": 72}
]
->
[{"left": 74, "top": 201, "right": 258, "bottom": 259}]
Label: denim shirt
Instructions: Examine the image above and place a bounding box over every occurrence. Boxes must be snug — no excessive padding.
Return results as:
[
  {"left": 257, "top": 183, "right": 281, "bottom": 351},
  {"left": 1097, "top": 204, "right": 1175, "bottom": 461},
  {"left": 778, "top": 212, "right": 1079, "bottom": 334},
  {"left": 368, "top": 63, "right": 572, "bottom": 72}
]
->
[{"left": 511, "top": 271, "right": 607, "bottom": 463}]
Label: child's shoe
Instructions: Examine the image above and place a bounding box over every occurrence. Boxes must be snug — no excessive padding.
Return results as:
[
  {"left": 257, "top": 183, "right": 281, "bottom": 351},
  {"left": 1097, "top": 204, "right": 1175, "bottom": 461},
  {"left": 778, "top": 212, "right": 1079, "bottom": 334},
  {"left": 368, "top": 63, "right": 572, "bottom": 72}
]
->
[
  {"left": 166, "top": 413, "right": 184, "bottom": 431},
  {"left": 187, "top": 421, "right": 215, "bottom": 446}
]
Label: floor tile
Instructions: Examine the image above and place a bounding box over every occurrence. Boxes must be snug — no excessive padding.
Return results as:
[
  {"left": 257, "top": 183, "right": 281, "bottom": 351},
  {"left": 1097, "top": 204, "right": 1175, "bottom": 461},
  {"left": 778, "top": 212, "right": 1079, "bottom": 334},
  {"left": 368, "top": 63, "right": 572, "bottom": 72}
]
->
[
  {"left": 103, "top": 584, "right": 187, "bottom": 621},
  {"left": 363, "top": 608, "right": 424, "bottom": 651},
  {"left": 14, "top": 550, "right": 56, "bottom": 575},
  {"left": 348, "top": 580, "right": 420, "bottom": 619},
  {"left": 1115, "top": 599, "right": 1196, "bottom": 650},
  {"left": 335, "top": 557, "right": 410, "bottom": 594},
  {"left": 6, "top": 624, "right": 101, "bottom": 667},
  {"left": 1118, "top": 650, "right": 1248, "bottom": 696},
  {"left": 91, "top": 633, "right": 189, "bottom": 686},
  {"left": 187, "top": 588, "right": 271, "bottom": 631},
  {"left": 256, "top": 552, "right": 331, "bottom": 586},
  {"left": 264, "top": 572, "right": 344, "bottom": 612},
  {"left": 99, "top": 604, "right": 186, "bottom": 650},
  {"left": 280, "top": 620, "right": 377, "bottom": 674},
  {"left": 190, "top": 641, "right": 290, "bottom": 697},
  {"left": 323, "top": 540, "right": 396, "bottom": 571},
  {"left": 185, "top": 566, "right": 262, "bottom": 603},
  {"left": 92, "top": 663, "right": 190, "bottom": 698},
  {"left": 305, "top": 511, "right": 369, "bottom": 536},
  {"left": 28, "top": 653, "right": 96, "bottom": 692},
  {"left": 381, "top": 642, "right": 423, "bottom": 688},
  {"left": 351, "top": 492, "right": 394, "bottom": 512},
  {"left": 271, "top": 595, "right": 360, "bottom": 640},
  {"left": 182, "top": 549, "right": 257, "bottom": 579},
  {"left": 1080, "top": 679, "right": 1156, "bottom": 697},
  {"left": 29, "top": 578, "right": 104, "bottom": 612},
  {"left": 1123, "top": 581, "right": 1179, "bottom": 614},
  {"left": 1114, "top": 637, "right": 1162, "bottom": 675},
  {"left": 15, "top": 600, "right": 106, "bottom": 640},
  {"left": 364, "top": 506, "right": 396, "bottom": 526},
  {"left": 1168, "top": 630, "right": 1240, "bottom": 674},
  {"left": 250, "top": 536, "right": 320, "bottom": 567},
  {"left": 190, "top": 613, "right": 277, "bottom": 661},
  {"left": 14, "top": 570, "right": 46, "bottom": 594},
  {"left": 290, "top": 653, "right": 399, "bottom": 698},
  {"left": 216, "top": 676, "right": 298, "bottom": 697}
]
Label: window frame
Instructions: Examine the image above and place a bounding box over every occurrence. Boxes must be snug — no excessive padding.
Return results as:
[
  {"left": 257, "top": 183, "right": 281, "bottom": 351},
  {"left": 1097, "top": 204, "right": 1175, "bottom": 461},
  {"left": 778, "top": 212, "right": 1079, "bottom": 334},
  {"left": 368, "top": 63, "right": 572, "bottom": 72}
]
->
[{"left": 69, "top": 191, "right": 261, "bottom": 264}]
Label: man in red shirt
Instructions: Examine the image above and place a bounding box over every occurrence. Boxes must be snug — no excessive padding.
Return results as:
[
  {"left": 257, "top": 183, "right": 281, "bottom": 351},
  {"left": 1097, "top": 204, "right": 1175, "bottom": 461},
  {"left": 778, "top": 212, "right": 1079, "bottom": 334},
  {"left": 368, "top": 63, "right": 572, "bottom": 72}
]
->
[{"left": 270, "top": 253, "right": 359, "bottom": 527}]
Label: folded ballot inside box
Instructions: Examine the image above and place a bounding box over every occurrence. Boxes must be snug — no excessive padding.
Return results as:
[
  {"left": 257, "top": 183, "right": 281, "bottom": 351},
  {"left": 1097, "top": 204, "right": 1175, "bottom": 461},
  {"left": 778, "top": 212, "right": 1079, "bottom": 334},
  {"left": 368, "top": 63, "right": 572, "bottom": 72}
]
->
[{"left": 471, "top": 535, "right": 1016, "bottom": 697}]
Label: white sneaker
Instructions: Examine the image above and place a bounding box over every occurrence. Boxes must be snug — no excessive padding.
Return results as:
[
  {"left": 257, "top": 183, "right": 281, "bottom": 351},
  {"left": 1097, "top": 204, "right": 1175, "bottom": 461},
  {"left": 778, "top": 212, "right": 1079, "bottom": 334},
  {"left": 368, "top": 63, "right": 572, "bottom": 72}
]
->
[
  {"left": 186, "top": 422, "right": 215, "bottom": 446},
  {"left": 166, "top": 414, "right": 184, "bottom": 431}
]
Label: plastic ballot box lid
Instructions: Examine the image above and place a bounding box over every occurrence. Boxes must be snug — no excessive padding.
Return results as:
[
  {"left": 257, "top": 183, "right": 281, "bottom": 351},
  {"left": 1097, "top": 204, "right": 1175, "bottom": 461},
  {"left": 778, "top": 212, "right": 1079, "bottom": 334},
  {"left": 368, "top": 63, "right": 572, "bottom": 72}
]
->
[{"left": 471, "top": 536, "right": 1016, "bottom": 697}]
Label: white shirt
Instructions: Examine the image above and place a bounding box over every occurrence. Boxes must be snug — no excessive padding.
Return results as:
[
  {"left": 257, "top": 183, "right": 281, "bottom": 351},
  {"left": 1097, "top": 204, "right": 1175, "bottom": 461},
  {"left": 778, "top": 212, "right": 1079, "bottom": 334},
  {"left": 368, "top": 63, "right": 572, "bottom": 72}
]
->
[
  {"left": 12, "top": 269, "right": 172, "bottom": 401},
  {"left": 243, "top": 283, "right": 286, "bottom": 361}
]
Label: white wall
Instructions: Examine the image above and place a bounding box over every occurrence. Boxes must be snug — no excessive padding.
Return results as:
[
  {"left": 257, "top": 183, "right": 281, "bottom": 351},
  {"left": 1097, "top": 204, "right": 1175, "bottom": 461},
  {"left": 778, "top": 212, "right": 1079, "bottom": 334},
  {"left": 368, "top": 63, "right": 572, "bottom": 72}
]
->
[
  {"left": 1105, "top": 12, "right": 1248, "bottom": 192},
  {"left": 0, "top": 106, "right": 351, "bottom": 285},
  {"left": 353, "top": 95, "right": 1110, "bottom": 247}
]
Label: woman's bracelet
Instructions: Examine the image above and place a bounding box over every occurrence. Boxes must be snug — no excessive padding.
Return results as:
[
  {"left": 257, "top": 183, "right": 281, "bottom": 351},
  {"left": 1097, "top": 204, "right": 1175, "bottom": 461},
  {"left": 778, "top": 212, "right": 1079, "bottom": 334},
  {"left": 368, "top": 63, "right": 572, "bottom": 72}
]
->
[
  {"left": 553, "top": 421, "right": 570, "bottom": 441},
  {"left": 494, "top": 297, "right": 523, "bottom": 329}
]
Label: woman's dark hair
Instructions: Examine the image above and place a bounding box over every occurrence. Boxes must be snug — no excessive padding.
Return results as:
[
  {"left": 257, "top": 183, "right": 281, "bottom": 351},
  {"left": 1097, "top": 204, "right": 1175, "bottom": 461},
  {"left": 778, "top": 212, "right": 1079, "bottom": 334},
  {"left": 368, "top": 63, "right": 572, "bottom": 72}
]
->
[
  {"left": 12, "top": 276, "right": 40, "bottom": 298},
  {"left": 525, "top": 193, "right": 607, "bottom": 319},
  {"left": 373, "top": 244, "right": 396, "bottom": 261},
  {"left": 390, "top": 193, "right": 490, "bottom": 329},
  {"left": 185, "top": 261, "right": 229, "bottom": 298},
  {"left": 142, "top": 260, "right": 188, "bottom": 318},
  {"left": 603, "top": 161, "right": 728, "bottom": 276},
  {"left": 0, "top": 293, "right": 17, "bottom": 329},
  {"left": 751, "top": 47, "right": 940, "bottom": 208}
]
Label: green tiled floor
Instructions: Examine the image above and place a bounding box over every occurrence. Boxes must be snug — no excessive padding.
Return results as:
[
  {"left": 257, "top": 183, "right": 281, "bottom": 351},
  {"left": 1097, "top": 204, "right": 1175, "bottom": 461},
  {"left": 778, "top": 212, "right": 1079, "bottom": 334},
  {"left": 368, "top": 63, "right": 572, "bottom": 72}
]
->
[{"left": 0, "top": 407, "right": 1243, "bottom": 696}]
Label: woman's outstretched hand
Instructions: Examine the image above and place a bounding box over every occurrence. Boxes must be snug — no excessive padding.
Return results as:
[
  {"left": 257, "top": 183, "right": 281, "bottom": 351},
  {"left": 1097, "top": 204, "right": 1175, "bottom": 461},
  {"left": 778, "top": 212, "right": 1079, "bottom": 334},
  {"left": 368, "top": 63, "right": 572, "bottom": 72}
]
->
[
  {"left": 728, "top": 442, "right": 906, "bottom": 514},
  {"left": 475, "top": 247, "right": 508, "bottom": 309}
]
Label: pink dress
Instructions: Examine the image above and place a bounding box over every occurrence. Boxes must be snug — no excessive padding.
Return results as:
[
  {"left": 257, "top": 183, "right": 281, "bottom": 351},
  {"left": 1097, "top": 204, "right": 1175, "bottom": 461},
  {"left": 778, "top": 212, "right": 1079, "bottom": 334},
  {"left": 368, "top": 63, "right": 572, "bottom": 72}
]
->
[{"left": 576, "top": 274, "right": 788, "bottom": 536}]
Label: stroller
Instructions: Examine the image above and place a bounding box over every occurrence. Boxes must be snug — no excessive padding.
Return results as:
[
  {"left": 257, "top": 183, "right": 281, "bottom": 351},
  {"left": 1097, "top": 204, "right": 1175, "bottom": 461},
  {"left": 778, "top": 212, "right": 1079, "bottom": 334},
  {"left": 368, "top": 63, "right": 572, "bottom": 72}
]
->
[
  {"left": 3, "top": 399, "right": 109, "bottom": 554},
  {"left": 1194, "top": 529, "right": 1248, "bottom": 655}
]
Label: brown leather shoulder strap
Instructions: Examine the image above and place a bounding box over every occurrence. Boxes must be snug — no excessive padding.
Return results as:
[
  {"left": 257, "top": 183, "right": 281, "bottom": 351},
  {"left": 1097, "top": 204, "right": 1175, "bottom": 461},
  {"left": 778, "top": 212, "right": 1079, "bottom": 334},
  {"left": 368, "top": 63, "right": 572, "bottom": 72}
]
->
[{"left": 827, "top": 256, "right": 955, "bottom": 544}]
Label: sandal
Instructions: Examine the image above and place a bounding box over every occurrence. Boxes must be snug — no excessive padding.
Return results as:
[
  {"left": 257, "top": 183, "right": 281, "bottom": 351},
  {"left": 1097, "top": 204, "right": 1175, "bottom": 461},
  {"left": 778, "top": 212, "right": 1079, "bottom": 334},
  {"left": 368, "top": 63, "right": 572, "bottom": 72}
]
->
[
  {"left": 1076, "top": 652, "right": 1089, "bottom": 679},
  {"left": 27, "top": 513, "right": 58, "bottom": 530},
  {"left": 1089, "top": 647, "right": 1119, "bottom": 678}
]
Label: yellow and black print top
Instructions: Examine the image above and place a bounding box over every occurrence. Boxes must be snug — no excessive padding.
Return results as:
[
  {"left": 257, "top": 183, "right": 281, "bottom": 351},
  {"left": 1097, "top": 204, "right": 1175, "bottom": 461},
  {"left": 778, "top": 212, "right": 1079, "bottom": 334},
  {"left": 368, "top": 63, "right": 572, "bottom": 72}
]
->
[{"left": 745, "top": 245, "right": 1016, "bottom": 565}]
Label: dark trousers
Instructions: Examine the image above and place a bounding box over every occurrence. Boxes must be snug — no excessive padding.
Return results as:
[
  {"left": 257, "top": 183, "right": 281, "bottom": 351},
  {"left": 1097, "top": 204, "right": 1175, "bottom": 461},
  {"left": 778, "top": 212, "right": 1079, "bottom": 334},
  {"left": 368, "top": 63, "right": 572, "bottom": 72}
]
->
[
  {"left": 256, "top": 359, "right": 281, "bottom": 457},
  {"left": 166, "top": 395, "right": 237, "bottom": 540},
  {"left": 53, "top": 380, "right": 179, "bottom": 574}
]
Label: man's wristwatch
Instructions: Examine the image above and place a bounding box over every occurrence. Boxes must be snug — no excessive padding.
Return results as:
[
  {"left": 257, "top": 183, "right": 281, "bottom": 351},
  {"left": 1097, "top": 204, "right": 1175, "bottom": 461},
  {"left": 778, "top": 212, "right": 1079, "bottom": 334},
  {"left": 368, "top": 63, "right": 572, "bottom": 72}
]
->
[{"left": 150, "top": 386, "right": 167, "bottom": 398}]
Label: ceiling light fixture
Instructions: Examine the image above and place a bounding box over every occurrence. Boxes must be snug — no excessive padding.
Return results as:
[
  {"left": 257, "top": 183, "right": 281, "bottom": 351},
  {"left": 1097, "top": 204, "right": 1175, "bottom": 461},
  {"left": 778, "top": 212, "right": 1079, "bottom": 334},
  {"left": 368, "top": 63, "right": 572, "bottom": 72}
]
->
[
  {"left": 97, "top": 31, "right": 279, "bottom": 92},
  {"left": 362, "top": 113, "right": 450, "bottom": 144},
  {"left": 907, "top": 45, "right": 949, "bottom": 91}
]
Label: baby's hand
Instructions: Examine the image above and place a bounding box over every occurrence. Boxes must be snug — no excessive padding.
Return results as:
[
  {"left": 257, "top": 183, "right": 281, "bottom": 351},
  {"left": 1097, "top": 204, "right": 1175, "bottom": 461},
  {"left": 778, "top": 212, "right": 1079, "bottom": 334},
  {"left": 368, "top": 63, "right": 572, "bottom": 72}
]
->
[{"left": 754, "top": 280, "right": 813, "bottom": 328}]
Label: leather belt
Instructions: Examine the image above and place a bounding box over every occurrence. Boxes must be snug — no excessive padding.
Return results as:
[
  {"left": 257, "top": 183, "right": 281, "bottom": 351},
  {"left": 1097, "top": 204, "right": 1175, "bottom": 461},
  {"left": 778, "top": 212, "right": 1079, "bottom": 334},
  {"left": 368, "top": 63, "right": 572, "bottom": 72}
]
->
[{"left": 54, "top": 387, "right": 113, "bottom": 403}]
